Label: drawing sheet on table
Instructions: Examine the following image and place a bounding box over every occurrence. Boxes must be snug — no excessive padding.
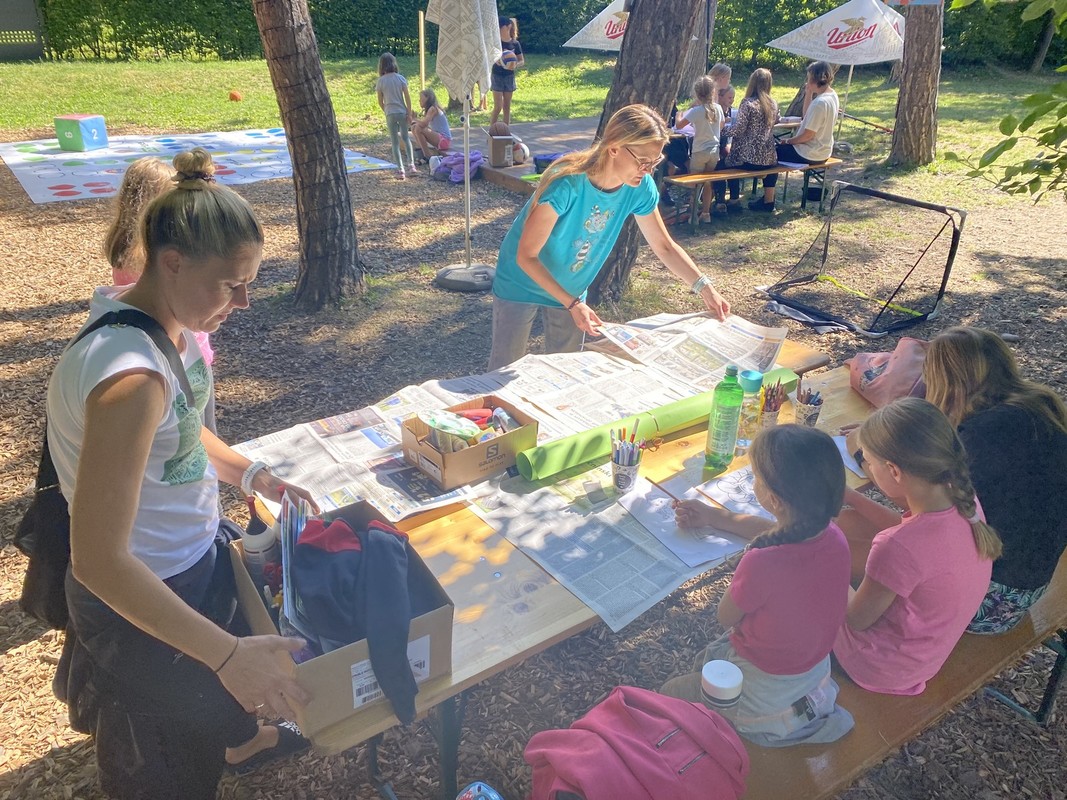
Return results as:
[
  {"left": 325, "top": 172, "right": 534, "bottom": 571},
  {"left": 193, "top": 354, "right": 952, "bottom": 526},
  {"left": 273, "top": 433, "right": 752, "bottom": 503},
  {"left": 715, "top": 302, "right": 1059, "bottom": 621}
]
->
[
  {"left": 834, "top": 435, "right": 866, "bottom": 477},
  {"left": 694, "top": 465, "right": 776, "bottom": 521},
  {"left": 470, "top": 464, "right": 705, "bottom": 631},
  {"left": 618, "top": 477, "right": 747, "bottom": 568}
]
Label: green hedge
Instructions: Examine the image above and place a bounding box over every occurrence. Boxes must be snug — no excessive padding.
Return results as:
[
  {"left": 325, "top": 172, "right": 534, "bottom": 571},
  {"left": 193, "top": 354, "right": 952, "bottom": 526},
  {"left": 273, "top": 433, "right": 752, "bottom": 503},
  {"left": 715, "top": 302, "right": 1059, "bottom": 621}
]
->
[{"left": 36, "top": 0, "right": 1063, "bottom": 67}]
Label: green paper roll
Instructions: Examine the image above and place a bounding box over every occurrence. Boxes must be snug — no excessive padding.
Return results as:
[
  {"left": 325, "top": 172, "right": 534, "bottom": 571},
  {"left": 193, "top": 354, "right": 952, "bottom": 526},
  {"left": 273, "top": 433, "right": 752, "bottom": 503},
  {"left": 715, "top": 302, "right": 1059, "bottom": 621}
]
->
[{"left": 516, "top": 391, "right": 715, "bottom": 482}]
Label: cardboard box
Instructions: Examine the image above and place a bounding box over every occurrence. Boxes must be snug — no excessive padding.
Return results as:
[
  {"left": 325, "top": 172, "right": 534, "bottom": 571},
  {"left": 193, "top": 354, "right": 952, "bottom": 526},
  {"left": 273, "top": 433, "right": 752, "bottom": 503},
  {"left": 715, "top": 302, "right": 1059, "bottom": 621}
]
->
[
  {"left": 230, "top": 501, "right": 454, "bottom": 740},
  {"left": 487, "top": 134, "right": 514, "bottom": 167},
  {"left": 55, "top": 114, "right": 108, "bottom": 151},
  {"left": 401, "top": 394, "right": 538, "bottom": 490}
]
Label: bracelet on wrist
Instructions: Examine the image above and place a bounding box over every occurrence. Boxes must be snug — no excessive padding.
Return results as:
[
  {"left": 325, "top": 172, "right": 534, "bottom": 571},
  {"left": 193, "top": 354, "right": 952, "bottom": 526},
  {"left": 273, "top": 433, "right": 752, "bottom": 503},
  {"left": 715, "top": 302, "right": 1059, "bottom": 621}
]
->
[
  {"left": 241, "top": 460, "right": 270, "bottom": 496},
  {"left": 214, "top": 637, "right": 240, "bottom": 673},
  {"left": 566, "top": 296, "right": 582, "bottom": 311},
  {"left": 690, "top": 274, "right": 714, "bottom": 295}
]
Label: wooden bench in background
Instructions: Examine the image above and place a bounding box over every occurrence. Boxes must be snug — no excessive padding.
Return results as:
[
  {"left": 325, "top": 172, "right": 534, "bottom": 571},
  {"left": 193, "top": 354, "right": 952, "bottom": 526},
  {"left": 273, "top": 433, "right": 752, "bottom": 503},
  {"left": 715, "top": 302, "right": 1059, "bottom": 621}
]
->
[
  {"left": 664, "top": 157, "right": 843, "bottom": 232},
  {"left": 741, "top": 533, "right": 1067, "bottom": 799}
]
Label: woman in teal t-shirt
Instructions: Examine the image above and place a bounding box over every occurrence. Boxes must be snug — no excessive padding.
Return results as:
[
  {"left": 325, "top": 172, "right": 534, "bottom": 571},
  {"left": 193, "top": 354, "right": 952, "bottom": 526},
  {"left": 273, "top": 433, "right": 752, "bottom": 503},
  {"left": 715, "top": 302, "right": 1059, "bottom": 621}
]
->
[{"left": 488, "top": 104, "right": 731, "bottom": 371}]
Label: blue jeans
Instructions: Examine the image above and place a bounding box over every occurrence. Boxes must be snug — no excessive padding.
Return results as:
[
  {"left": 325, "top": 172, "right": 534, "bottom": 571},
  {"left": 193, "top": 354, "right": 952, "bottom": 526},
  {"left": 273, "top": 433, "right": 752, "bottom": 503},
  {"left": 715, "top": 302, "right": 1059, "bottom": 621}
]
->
[{"left": 488, "top": 295, "right": 585, "bottom": 370}]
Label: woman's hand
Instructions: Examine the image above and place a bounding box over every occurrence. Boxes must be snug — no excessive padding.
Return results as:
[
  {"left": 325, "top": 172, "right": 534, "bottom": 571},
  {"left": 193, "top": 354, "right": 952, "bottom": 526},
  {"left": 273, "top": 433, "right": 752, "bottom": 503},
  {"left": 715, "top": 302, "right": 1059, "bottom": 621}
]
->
[
  {"left": 568, "top": 301, "right": 603, "bottom": 337},
  {"left": 216, "top": 636, "right": 313, "bottom": 719},
  {"left": 252, "top": 470, "right": 321, "bottom": 515},
  {"left": 699, "top": 284, "right": 730, "bottom": 321}
]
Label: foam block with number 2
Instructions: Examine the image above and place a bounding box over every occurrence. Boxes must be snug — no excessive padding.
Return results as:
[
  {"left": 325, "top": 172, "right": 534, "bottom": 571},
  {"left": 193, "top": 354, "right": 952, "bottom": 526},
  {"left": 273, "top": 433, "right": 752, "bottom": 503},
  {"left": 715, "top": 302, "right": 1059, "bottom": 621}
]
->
[{"left": 54, "top": 114, "right": 108, "bottom": 152}]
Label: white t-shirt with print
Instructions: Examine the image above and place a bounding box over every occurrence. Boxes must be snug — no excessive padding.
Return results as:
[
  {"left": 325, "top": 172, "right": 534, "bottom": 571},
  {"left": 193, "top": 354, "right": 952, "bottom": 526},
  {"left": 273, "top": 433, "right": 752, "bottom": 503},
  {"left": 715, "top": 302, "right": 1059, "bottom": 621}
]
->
[
  {"left": 47, "top": 286, "right": 219, "bottom": 580},
  {"left": 795, "top": 89, "right": 839, "bottom": 162}
]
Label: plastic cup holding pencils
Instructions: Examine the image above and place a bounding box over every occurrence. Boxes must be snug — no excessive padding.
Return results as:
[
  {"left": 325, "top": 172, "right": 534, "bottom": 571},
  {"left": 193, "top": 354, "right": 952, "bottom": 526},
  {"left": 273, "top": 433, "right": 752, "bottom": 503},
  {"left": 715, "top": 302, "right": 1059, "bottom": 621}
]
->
[
  {"left": 611, "top": 426, "right": 643, "bottom": 494},
  {"left": 760, "top": 379, "right": 786, "bottom": 429},
  {"left": 794, "top": 387, "right": 824, "bottom": 428}
]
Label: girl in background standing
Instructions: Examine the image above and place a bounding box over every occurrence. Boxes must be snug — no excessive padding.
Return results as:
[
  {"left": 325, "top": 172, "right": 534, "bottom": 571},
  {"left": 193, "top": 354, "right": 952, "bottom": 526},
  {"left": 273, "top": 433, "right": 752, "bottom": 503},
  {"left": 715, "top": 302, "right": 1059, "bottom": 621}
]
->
[
  {"left": 490, "top": 17, "right": 524, "bottom": 126},
  {"left": 375, "top": 52, "right": 417, "bottom": 180},
  {"left": 677, "top": 75, "right": 725, "bottom": 223}
]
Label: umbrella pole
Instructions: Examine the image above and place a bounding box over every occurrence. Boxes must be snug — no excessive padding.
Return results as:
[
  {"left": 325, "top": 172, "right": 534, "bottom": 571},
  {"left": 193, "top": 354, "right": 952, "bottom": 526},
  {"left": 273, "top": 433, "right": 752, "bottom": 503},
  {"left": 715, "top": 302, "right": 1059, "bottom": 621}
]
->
[
  {"left": 464, "top": 94, "right": 473, "bottom": 268},
  {"left": 837, "top": 64, "right": 854, "bottom": 138}
]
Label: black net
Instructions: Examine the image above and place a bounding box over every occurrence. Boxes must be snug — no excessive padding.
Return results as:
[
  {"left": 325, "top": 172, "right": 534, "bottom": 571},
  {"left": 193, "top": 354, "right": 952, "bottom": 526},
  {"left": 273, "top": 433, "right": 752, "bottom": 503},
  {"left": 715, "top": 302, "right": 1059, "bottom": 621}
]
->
[{"left": 764, "top": 182, "right": 966, "bottom": 336}]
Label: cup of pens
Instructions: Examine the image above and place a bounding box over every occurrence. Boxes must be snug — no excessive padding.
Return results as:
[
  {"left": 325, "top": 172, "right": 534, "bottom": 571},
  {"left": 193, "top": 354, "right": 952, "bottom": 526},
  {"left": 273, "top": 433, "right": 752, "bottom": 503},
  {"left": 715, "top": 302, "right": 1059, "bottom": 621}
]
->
[
  {"left": 761, "top": 379, "right": 786, "bottom": 429},
  {"left": 611, "top": 425, "right": 644, "bottom": 494},
  {"left": 794, "top": 386, "right": 824, "bottom": 427}
]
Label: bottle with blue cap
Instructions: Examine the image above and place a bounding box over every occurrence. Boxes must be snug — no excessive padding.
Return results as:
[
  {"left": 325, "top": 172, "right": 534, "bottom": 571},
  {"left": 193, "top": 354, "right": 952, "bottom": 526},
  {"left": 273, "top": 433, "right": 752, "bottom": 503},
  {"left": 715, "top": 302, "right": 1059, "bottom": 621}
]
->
[{"left": 735, "top": 369, "right": 764, "bottom": 457}]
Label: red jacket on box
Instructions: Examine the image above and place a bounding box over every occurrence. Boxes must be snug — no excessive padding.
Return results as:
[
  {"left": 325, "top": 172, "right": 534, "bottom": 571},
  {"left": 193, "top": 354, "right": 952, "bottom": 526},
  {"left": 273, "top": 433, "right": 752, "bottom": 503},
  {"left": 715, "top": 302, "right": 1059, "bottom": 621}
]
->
[{"left": 524, "top": 685, "right": 750, "bottom": 800}]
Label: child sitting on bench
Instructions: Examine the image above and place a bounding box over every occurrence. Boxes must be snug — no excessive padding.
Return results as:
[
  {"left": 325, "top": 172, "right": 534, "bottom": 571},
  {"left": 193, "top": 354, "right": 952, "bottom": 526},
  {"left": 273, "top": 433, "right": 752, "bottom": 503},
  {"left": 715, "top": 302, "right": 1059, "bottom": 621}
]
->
[
  {"left": 834, "top": 398, "right": 1002, "bottom": 695},
  {"left": 665, "top": 425, "right": 854, "bottom": 746}
]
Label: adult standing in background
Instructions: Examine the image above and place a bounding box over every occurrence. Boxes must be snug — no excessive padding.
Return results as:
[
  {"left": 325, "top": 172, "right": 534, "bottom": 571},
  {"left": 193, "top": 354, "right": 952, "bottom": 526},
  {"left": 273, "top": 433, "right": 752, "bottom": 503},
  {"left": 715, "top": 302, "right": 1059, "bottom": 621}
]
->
[
  {"left": 758, "top": 61, "right": 837, "bottom": 210},
  {"left": 490, "top": 16, "right": 524, "bottom": 126}
]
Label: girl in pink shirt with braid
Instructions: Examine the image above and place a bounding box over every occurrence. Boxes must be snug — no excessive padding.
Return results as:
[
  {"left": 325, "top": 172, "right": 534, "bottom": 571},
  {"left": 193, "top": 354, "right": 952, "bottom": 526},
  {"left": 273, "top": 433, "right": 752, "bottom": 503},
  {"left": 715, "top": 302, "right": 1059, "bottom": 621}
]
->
[{"left": 834, "top": 398, "right": 1002, "bottom": 696}]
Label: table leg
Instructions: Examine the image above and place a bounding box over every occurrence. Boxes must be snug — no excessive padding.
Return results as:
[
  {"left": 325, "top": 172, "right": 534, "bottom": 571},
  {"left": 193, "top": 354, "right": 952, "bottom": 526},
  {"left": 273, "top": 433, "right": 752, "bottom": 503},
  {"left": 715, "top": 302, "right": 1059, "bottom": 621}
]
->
[
  {"left": 432, "top": 690, "right": 469, "bottom": 800},
  {"left": 367, "top": 733, "right": 401, "bottom": 800}
]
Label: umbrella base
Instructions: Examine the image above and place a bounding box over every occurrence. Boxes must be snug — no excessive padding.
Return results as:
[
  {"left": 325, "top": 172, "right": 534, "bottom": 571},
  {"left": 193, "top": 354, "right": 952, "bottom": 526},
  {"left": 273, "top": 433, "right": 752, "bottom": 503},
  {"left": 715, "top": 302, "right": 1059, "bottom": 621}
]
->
[{"left": 436, "top": 263, "right": 496, "bottom": 292}]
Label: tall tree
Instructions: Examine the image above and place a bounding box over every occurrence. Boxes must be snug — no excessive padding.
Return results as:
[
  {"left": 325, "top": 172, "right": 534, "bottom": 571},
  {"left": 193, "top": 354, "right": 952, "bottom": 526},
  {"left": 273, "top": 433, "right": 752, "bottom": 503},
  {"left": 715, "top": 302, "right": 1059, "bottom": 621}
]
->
[
  {"left": 252, "top": 0, "right": 364, "bottom": 310},
  {"left": 587, "top": 0, "right": 706, "bottom": 304},
  {"left": 888, "top": 4, "right": 943, "bottom": 166},
  {"left": 677, "top": 0, "right": 719, "bottom": 98}
]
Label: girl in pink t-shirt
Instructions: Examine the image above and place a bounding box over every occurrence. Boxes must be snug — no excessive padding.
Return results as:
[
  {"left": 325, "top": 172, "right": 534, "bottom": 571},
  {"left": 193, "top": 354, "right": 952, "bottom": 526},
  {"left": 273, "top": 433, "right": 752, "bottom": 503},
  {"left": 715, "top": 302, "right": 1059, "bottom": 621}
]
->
[
  {"left": 663, "top": 425, "right": 854, "bottom": 746},
  {"left": 103, "top": 157, "right": 218, "bottom": 431},
  {"left": 834, "top": 398, "right": 1002, "bottom": 696}
]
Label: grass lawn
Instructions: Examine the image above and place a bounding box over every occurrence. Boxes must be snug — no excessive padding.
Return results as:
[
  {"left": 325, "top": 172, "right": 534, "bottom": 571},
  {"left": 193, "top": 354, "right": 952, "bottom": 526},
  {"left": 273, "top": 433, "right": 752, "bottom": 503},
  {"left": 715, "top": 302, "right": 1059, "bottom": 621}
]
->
[{"left": 0, "top": 55, "right": 1058, "bottom": 186}]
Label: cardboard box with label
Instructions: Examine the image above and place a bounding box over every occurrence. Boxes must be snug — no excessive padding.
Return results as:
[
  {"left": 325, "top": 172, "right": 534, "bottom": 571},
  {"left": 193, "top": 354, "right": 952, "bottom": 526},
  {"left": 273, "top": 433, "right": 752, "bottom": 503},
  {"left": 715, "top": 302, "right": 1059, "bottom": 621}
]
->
[
  {"left": 487, "top": 134, "right": 515, "bottom": 167},
  {"left": 230, "top": 501, "right": 453, "bottom": 742},
  {"left": 401, "top": 395, "right": 538, "bottom": 490}
]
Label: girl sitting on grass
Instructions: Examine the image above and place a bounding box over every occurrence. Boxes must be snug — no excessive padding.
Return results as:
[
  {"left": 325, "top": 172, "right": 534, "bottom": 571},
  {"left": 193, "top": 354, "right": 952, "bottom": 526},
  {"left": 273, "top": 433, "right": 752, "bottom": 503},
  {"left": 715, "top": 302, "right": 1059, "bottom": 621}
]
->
[
  {"left": 665, "top": 425, "right": 854, "bottom": 746},
  {"left": 834, "top": 398, "right": 1002, "bottom": 695}
]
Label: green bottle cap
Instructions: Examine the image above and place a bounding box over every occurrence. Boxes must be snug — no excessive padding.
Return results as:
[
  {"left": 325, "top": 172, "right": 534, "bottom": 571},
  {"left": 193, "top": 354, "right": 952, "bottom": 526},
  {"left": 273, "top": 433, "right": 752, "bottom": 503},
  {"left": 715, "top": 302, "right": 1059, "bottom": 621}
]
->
[{"left": 724, "top": 364, "right": 739, "bottom": 376}]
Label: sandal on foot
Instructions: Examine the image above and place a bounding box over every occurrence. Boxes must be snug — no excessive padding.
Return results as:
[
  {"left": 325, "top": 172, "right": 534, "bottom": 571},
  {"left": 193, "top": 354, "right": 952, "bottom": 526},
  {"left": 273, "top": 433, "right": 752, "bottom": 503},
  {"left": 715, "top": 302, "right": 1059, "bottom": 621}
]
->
[{"left": 226, "top": 720, "right": 309, "bottom": 776}]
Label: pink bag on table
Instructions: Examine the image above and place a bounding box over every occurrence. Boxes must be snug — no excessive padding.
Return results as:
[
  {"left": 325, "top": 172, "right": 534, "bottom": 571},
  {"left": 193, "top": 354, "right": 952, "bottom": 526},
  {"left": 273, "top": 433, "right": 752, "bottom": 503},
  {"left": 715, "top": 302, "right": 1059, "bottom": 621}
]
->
[
  {"left": 524, "top": 685, "right": 749, "bottom": 800},
  {"left": 848, "top": 337, "right": 929, "bottom": 408}
]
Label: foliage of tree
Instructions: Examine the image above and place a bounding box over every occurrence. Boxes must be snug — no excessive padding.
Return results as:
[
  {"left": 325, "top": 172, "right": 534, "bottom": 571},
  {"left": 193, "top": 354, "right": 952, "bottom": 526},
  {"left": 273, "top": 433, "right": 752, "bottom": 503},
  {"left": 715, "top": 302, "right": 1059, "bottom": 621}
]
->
[{"left": 947, "top": 0, "right": 1067, "bottom": 201}]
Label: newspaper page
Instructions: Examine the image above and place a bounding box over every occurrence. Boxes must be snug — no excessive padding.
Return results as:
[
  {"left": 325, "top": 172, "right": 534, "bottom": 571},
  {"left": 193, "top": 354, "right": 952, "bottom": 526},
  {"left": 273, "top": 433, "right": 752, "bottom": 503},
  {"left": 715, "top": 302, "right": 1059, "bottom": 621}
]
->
[
  {"left": 470, "top": 463, "right": 707, "bottom": 632},
  {"left": 597, "top": 314, "right": 788, "bottom": 393}
]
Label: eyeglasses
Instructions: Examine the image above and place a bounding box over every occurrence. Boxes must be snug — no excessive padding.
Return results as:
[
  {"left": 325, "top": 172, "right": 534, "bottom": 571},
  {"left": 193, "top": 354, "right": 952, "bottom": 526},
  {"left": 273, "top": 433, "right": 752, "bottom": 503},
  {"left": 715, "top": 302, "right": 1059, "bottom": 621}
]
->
[
  {"left": 624, "top": 146, "right": 665, "bottom": 173},
  {"left": 853, "top": 448, "right": 866, "bottom": 469}
]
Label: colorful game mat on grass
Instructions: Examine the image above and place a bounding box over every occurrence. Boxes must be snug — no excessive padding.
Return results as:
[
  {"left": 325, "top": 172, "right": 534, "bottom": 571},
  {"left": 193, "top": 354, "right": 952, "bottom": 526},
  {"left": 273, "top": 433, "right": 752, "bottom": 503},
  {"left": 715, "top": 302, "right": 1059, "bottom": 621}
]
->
[{"left": 0, "top": 128, "right": 394, "bottom": 204}]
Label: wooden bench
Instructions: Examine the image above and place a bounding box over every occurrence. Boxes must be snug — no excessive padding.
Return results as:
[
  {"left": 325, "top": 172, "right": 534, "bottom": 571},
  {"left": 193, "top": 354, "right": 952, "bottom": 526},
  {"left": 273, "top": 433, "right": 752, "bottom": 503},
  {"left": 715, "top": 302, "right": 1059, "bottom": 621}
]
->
[
  {"left": 741, "top": 551, "right": 1067, "bottom": 799},
  {"left": 663, "top": 157, "right": 843, "bottom": 232}
]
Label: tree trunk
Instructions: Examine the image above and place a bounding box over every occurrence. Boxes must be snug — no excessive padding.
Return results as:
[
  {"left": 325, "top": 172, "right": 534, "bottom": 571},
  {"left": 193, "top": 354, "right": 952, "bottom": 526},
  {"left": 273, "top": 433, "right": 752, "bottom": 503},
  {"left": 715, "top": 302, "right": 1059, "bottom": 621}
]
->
[
  {"left": 889, "top": 4, "right": 942, "bottom": 167},
  {"left": 784, "top": 64, "right": 840, "bottom": 118},
  {"left": 587, "top": 0, "right": 706, "bottom": 305},
  {"left": 676, "top": 0, "right": 719, "bottom": 99},
  {"left": 1031, "top": 13, "right": 1056, "bottom": 73},
  {"left": 886, "top": 59, "right": 902, "bottom": 87},
  {"left": 252, "top": 0, "right": 363, "bottom": 310}
]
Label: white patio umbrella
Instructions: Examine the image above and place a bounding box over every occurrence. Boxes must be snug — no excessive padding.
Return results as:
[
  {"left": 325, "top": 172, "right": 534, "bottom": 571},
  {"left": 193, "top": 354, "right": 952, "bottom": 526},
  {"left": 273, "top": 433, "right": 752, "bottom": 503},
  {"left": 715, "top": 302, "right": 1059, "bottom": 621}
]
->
[
  {"left": 767, "top": 0, "right": 904, "bottom": 129},
  {"left": 426, "top": 0, "right": 501, "bottom": 273},
  {"left": 562, "top": 0, "right": 630, "bottom": 52}
]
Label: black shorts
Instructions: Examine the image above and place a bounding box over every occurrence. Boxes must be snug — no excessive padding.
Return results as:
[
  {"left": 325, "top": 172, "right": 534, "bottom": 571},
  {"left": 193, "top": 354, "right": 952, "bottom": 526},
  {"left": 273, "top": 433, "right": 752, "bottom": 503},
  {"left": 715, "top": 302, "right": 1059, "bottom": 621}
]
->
[{"left": 491, "top": 70, "right": 516, "bottom": 94}]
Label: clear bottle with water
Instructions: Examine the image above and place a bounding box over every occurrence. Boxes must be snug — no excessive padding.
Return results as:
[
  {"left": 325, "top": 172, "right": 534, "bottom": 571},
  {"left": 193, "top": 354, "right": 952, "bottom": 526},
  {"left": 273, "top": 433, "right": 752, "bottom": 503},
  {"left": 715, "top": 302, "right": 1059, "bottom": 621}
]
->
[
  {"left": 705, "top": 365, "right": 744, "bottom": 470},
  {"left": 735, "top": 369, "right": 764, "bottom": 457}
]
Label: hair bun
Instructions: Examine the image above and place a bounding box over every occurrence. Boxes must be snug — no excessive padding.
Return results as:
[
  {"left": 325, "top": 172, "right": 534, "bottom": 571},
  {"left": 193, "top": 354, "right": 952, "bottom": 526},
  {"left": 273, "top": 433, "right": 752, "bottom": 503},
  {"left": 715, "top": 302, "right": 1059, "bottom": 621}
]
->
[{"left": 172, "top": 147, "right": 217, "bottom": 189}]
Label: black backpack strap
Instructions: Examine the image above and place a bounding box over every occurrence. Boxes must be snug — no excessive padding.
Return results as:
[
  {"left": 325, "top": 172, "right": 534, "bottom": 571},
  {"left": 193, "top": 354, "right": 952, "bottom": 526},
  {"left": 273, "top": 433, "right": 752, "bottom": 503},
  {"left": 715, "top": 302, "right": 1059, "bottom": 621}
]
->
[{"left": 37, "top": 308, "right": 197, "bottom": 494}]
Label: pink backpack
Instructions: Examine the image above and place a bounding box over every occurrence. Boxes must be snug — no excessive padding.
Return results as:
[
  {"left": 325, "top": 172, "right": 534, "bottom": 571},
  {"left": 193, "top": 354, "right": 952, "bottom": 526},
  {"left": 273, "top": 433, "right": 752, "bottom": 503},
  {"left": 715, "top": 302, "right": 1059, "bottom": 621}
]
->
[
  {"left": 848, "top": 337, "right": 929, "bottom": 408},
  {"left": 524, "top": 686, "right": 750, "bottom": 800}
]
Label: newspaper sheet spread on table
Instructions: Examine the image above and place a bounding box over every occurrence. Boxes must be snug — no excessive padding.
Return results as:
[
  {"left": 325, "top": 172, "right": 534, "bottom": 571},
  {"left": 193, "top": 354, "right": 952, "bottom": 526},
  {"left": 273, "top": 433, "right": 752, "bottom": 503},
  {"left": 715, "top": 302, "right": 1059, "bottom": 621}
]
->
[
  {"left": 594, "top": 313, "right": 788, "bottom": 393},
  {"left": 469, "top": 463, "right": 707, "bottom": 632},
  {"left": 235, "top": 350, "right": 695, "bottom": 522}
]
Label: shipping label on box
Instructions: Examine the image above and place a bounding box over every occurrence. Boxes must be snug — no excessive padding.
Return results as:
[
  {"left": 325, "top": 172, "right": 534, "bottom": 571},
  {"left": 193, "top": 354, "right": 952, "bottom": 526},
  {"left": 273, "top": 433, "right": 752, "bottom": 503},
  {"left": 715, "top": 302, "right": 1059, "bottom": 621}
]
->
[{"left": 350, "top": 635, "right": 431, "bottom": 709}]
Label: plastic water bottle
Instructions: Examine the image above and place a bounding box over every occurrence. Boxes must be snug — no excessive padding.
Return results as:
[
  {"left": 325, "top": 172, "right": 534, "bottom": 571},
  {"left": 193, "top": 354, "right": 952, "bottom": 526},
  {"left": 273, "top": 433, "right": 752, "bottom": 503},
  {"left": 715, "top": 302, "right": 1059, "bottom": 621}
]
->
[
  {"left": 456, "top": 783, "right": 504, "bottom": 800},
  {"left": 735, "top": 369, "right": 764, "bottom": 457},
  {"left": 705, "top": 365, "right": 744, "bottom": 470}
]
